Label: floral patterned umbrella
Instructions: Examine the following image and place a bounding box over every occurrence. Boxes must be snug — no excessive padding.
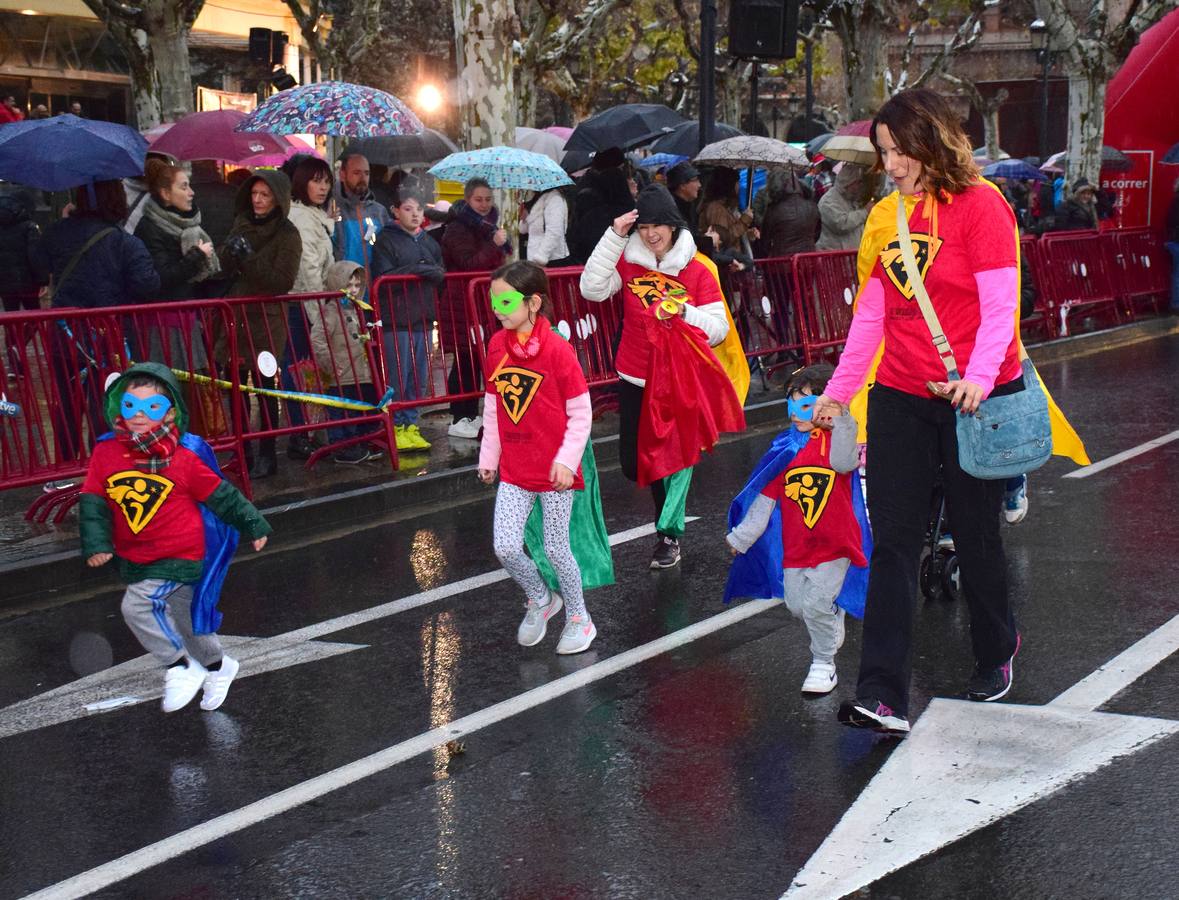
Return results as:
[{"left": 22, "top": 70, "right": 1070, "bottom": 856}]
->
[
  {"left": 234, "top": 81, "right": 423, "bottom": 138},
  {"left": 429, "top": 146, "right": 573, "bottom": 191},
  {"left": 694, "top": 135, "right": 807, "bottom": 170}
]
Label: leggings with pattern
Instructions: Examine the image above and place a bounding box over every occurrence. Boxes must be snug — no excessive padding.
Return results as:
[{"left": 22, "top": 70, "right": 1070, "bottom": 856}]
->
[{"left": 493, "top": 482, "right": 586, "bottom": 619}]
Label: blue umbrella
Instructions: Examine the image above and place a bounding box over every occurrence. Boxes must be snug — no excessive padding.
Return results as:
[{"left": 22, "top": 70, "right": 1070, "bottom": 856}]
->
[
  {"left": 982, "top": 160, "right": 1048, "bottom": 183},
  {"left": 1162, "top": 142, "right": 1179, "bottom": 165},
  {"left": 429, "top": 147, "right": 572, "bottom": 191},
  {"left": 0, "top": 114, "right": 147, "bottom": 190},
  {"left": 639, "top": 153, "right": 689, "bottom": 170}
]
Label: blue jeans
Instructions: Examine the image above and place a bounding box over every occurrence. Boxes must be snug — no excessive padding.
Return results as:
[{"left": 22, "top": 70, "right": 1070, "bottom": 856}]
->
[
  {"left": 383, "top": 327, "right": 430, "bottom": 426},
  {"left": 1166, "top": 242, "right": 1179, "bottom": 312},
  {"left": 282, "top": 303, "right": 314, "bottom": 428},
  {"left": 327, "top": 382, "right": 378, "bottom": 443}
]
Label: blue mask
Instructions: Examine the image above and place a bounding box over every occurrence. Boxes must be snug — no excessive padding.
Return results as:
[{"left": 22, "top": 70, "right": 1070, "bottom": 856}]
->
[
  {"left": 787, "top": 394, "right": 817, "bottom": 421},
  {"left": 121, "top": 392, "right": 172, "bottom": 422}
]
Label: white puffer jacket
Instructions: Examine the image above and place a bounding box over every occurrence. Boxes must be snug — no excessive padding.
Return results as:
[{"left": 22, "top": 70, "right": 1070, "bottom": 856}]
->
[{"left": 520, "top": 190, "right": 570, "bottom": 265}]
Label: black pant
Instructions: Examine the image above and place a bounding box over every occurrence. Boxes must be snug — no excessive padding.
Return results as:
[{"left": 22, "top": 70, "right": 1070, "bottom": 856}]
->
[
  {"left": 447, "top": 346, "right": 480, "bottom": 421},
  {"left": 617, "top": 379, "right": 673, "bottom": 535},
  {"left": 858, "top": 384, "right": 1018, "bottom": 715}
]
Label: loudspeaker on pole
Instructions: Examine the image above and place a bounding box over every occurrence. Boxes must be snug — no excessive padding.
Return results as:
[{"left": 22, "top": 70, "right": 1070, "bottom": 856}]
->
[{"left": 728, "top": 0, "right": 800, "bottom": 60}]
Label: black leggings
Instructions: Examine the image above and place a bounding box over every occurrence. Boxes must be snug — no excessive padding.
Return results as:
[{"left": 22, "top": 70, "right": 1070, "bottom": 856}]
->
[
  {"left": 857, "top": 384, "right": 1018, "bottom": 714},
  {"left": 617, "top": 378, "right": 673, "bottom": 534}
]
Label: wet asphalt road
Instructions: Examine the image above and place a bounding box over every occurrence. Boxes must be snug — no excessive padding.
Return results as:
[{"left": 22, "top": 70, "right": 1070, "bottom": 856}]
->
[{"left": 2, "top": 333, "right": 1178, "bottom": 900}]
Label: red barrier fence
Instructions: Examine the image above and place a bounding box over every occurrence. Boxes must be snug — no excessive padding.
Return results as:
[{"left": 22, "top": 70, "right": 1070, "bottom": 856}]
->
[{"left": 2, "top": 229, "right": 1170, "bottom": 514}]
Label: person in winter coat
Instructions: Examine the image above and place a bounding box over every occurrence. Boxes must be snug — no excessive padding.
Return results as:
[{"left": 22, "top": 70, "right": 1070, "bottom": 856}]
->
[
  {"left": 566, "top": 150, "right": 635, "bottom": 265},
  {"left": 283, "top": 156, "right": 336, "bottom": 460},
  {"left": 332, "top": 150, "right": 388, "bottom": 282},
  {"left": 188, "top": 161, "right": 237, "bottom": 249},
  {"left": 134, "top": 158, "right": 220, "bottom": 371},
  {"left": 0, "top": 189, "right": 44, "bottom": 315},
  {"left": 216, "top": 169, "right": 302, "bottom": 479},
  {"left": 32, "top": 179, "right": 160, "bottom": 473},
  {"left": 371, "top": 190, "right": 444, "bottom": 451},
  {"left": 697, "top": 166, "right": 758, "bottom": 255},
  {"left": 439, "top": 177, "right": 509, "bottom": 439},
  {"left": 310, "top": 261, "right": 380, "bottom": 464},
  {"left": 756, "top": 169, "right": 820, "bottom": 258},
  {"left": 816, "top": 163, "right": 873, "bottom": 251},
  {"left": 1053, "top": 179, "right": 1100, "bottom": 231},
  {"left": 519, "top": 188, "right": 570, "bottom": 267}
]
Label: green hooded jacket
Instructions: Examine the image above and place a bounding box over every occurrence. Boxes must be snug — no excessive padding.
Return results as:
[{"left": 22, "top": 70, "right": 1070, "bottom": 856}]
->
[{"left": 79, "top": 361, "right": 271, "bottom": 584}]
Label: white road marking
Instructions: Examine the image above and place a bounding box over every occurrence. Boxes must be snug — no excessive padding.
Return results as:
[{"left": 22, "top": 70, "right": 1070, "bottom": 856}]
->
[
  {"left": 1063, "top": 429, "right": 1179, "bottom": 479},
  {"left": 23, "top": 599, "right": 778, "bottom": 900},
  {"left": 782, "top": 613, "right": 1179, "bottom": 899},
  {"left": 1, "top": 520, "right": 689, "bottom": 740}
]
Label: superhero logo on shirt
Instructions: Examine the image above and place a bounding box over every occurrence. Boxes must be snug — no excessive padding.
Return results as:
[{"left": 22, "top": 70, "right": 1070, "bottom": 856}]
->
[
  {"left": 493, "top": 366, "right": 545, "bottom": 425},
  {"left": 626, "top": 272, "right": 693, "bottom": 309},
  {"left": 783, "top": 467, "right": 834, "bottom": 529},
  {"left": 105, "top": 471, "right": 174, "bottom": 534},
  {"left": 879, "top": 233, "right": 943, "bottom": 301}
]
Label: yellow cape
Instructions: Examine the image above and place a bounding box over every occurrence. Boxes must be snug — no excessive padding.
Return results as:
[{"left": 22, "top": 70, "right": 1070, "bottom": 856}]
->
[
  {"left": 847, "top": 187, "right": 1089, "bottom": 466},
  {"left": 695, "top": 251, "right": 752, "bottom": 405}
]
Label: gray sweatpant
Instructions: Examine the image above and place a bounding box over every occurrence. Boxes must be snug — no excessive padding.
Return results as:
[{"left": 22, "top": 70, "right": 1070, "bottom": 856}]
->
[
  {"left": 783, "top": 557, "right": 850, "bottom": 664},
  {"left": 121, "top": 579, "right": 223, "bottom": 667}
]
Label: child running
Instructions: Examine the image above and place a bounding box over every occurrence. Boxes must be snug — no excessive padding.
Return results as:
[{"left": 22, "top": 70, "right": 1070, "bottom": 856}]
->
[
  {"left": 724, "top": 364, "right": 870, "bottom": 694},
  {"left": 478, "top": 261, "right": 596, "bottom": 654},
  {"left": 80, "top": 362, "right": 271, "bottom": 712}
]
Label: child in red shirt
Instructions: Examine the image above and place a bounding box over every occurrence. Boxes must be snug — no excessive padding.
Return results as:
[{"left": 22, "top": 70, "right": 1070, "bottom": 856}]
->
[
  {"left": 477, "top": 261, "right": 595, "bottom": 654},
  {"left": 725, "top": 364, "right": 867, "bottom": 694},
  {"left": 80, "top": 362, "right": 271, "bottom": 713}
]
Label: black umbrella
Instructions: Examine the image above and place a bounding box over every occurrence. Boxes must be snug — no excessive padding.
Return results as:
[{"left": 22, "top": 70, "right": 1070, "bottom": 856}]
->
[
  {"left": 565, "top": 104, "right": 688, "bottom": 152},
  {"left": 561, "top": 150, "right": 595, "bottom": 174},
  {"left": 648, "top": 121, "right": 743, "bottom": 156},
  {"left": 348, "top": 128, "right": 458, "bottom": 169}
]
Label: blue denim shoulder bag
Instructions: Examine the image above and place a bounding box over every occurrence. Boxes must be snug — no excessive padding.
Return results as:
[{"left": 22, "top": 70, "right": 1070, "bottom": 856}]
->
[{"left": 895, "top": 199, "right": 1051, "bottom": 480}]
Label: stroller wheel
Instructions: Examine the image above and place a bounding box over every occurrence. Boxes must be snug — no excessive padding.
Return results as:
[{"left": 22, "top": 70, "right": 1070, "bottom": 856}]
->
[
  {"left": 940, "top": 552, "right": 963, "bottom": 603},
  {"left": 920, "top": 552, "right": 945, "bottom": 602}
]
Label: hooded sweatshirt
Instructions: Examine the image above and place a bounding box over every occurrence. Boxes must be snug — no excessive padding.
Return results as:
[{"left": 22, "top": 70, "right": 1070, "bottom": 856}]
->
[
  {"left": 309, "top": 260, "right": 374, "bottom": 387},
  {"left": 0, "top": 193, "right": 42, "bottom": 294},
  {"left": 78, "top": 361, "right": 271, "bottom": 584},
  {"left": 816, "top": 164, "right": 870, "bottom": 252}
]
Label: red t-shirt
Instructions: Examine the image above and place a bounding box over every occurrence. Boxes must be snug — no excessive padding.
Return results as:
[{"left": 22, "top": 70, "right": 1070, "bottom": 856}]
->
[
  {"left": 81, "top": 440, "right": 224, "bottom": 564},
  {"left": 761, "top": 429, "right": 866, "bottom": 570},
  {"left": 873, "top": 184, "right": 1021, "bottom": 396},
  {"left": 484, "top": 320, "right": 589, "bottom": 493},
  {"left": 612, "top": 254, "right": 724, "bottom": 381}
]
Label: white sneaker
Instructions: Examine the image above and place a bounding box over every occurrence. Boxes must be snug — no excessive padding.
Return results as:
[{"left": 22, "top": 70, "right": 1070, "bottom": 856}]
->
[
  {"left": 555, "top": 614, "right": 597, "bottom": 655},
  {"left": 801, "top": 661, "right": 837, "bottom": 694},
  {"left": 161, "top": 660, "right": 209, "bottom": 713},
  {"left": 517, "top": 592, "right": 563, "bottom": 647},
  {"left": 448, "top": 417, "right": 481, "bottom": 439},
  {"left": 199, "top": 655, "right": 240, "bottom": 711}
]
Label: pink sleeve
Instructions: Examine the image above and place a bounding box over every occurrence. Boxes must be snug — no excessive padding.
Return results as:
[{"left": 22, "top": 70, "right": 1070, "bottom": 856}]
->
[
  {"left": 824, "top": 277, "right": 886, "bottom": 404},
  {"left": 554, "top": 392, "right": 592, "bottom": 471},
  {"left": 964, "top": 267, "right": 1019, "bottom": 398},
  {"left": 478, "top": 392, "right": 501, "bottom": 471}
]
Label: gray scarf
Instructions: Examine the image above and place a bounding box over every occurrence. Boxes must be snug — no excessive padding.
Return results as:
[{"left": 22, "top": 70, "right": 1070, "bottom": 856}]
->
[{"left": 142, "top": 198, "right": 221, "bottom": 282}]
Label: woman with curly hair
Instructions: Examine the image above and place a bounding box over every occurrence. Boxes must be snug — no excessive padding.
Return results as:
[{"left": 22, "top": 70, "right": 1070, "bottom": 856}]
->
[{"left": 811, "top": 88, "right": 1081, "bottom": 735}]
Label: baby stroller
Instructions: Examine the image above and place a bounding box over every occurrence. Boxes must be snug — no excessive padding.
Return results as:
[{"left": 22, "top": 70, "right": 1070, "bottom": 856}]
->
[{"left": 920, "top": 482, "right": 963, "bottom": 603}]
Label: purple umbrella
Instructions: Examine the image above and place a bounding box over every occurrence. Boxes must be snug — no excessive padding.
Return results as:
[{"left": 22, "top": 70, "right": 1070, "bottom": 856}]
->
[{"left": 151, "top": 110, "right": 293, "bottom": 164}]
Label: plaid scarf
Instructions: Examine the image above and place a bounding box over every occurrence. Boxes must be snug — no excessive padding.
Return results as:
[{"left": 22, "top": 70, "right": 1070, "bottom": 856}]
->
[{"left": 115, "top": 421, "right": 181, "bottom": 472}]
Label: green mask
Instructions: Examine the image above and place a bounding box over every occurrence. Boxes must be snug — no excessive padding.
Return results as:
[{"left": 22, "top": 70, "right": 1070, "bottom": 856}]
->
[{"left": 490, "top": 288, "right": 525, "bottom": 316}]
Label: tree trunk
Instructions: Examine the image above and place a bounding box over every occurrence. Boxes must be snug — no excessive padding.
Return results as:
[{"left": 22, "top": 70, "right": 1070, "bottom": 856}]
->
[
  {"left": 126, "top": 37, "right": 163, "bottom": 130},
  {"left": 144, "top": 0, "right": 196, "bottom": 121},
  {"left": 1067, "top": 69, "right": 1106, "bottom": 187},
  {"left": 830, "top": 6, "right": 885, "bottom": 120}
]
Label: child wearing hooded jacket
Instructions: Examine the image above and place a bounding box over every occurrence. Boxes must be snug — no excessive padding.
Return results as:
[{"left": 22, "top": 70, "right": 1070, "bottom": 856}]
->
[{"left": 80, "top": 362, "right": 271, "bottom": 713}]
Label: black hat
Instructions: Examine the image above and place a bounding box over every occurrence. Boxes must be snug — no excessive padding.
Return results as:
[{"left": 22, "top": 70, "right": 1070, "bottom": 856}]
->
[
  {"left": 591, "top": 146, "right": 626, "bottom": 170},
  {"left": 666, "top": 161, "right": 700, "bottom": 191},
  {"left": 635, "top": 184, "right": 688, "bottom": 229}
]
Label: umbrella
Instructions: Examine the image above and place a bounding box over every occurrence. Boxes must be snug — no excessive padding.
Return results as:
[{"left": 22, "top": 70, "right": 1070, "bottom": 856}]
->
[
  {"left": 838, "top": 120, "right": 873, "bottom": 137},
  {"left": 243, "top": 134, "right": 323, "bottom": 168},
  {"left": 565, "top": 103, "right": 687, "bottom": 152},
  {"left": 544, "top": 125, "right": 573, "bottom": 141},
  {"left": 648, "top": 121, "right": 744, "bottom": 157},
  {"left": 142, "top": 121, "right": 174, "bottom": 143},
  {"left": 349, "top": 129, "right": 458, "bottom": 168},
  {"left": 515, "top": 126, "right": 566, "bottom": 164},
  {"left": 561, "top": 150, "right": 594, "bottom": 175},
  {"left": 0, "top": 114, "right": 146, "bottom": 190},
  {"left": 820, "top": 119, "right": 875, "bottom": 166},
  {"left": 695, "top": 135, "right": 807, "bottom": 170},
  {"left": 1042, "top": 146, "right": 1133, "bottom": 173},
  {"left": 429, "top": 147, "right": 573, "bottom": 191},
  {"left": 973, "top": 146, "right": 1011, "bottom": 160},
  {"left": 639, "top": 153, "right": 688, "bottom": 170},
  {"left": 150, "top": 109, "right": 295, "bottom": 165},
  {"left": 981, "top": 160, "right": 1048, "bottom": 183},
  {"left": 235, "top": 81, "right": 423, "bottom": 137},
  {"left": 806, "top": 132, "right": 833, "bottom": 157},
  {"left": 1163, "top": 142, "right": 1179, "bottom": 165}
]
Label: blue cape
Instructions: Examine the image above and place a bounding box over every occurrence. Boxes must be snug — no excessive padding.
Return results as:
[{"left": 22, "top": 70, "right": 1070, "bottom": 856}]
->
[
  {"left": 723, "top": 427, "right": 872, "bottom": 618},
  {"left": 98, "top": 432, "right": 238, "bottom": 634}
]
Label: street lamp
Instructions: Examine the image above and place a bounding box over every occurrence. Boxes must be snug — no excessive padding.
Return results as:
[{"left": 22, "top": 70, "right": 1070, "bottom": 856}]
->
[
  {"left": 416, "top": 83, "right": 443, "bottom": 117},
  {"left": 1029, "top": 18, "right": 1051, "bottom": 163}
]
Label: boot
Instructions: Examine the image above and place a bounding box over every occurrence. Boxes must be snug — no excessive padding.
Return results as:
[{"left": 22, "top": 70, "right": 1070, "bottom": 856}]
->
[
  {"left": 249, "top": 440, "right": 278, "bottom": 480},
  {"left": 287, "top": 434, "right": 317, "bottom": 461}
]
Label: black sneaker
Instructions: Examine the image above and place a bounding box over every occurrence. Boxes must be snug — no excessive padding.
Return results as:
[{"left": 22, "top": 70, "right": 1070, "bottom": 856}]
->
[
  {"left": 837, "top": 697, "right": 910, "bottom": 735},
  {"left": 332, "top": 446, "right": 371, "bottom": 465},
  {"left": 965, "top": 632, "right": 1020, "bottom": 702},
  {"left": 650, "top": 535, "right": 681, "bottom": 569},
  {"left": 287, "top": 435, "right": 317, "bottom": 461}
]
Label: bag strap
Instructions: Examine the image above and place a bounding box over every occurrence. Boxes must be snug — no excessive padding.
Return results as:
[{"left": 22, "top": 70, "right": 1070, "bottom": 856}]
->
[
  {"left": 52, "top": 226, "right": 117, "bottom": 298},
  {"left": 895, "top": 200, "right": 960, "bottom": 381}
]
